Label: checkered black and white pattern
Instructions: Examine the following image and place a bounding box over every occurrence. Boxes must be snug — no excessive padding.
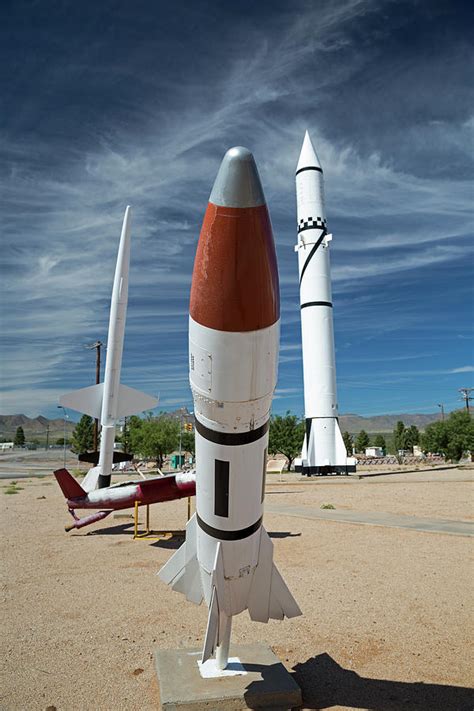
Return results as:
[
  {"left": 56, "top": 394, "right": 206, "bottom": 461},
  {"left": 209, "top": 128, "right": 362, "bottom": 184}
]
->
[{"left": 298, "top": 216, "right": 327, "bottom": 233}]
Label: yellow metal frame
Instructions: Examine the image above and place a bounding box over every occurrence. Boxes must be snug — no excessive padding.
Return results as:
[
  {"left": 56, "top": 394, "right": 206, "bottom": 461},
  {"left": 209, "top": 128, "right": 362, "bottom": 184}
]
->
[{"left": 133, "top": 498, "right": 192, "bottom": 541}]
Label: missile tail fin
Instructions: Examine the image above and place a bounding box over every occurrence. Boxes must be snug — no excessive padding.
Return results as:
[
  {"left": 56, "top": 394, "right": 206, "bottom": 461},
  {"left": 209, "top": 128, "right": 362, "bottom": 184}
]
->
[
  {"left": 202, "top": 586, "right": 219, "bottom": 663},
  {"left": 54, "top": 468, "right": 86, "bottom": 499},
  {"left": 158, "top": 513, "right": 203, "bottom": 605},
  {"left": 115, "top": 384, "right": 158, "bottom": 418},
  {"left": 81, "top": 466, "right": 101, "bottom": 493},
  {"left": 335, "top": 420, "right": 349, "bottom": 461},
  {"left": 248, "top": 527, "right": 301, "bottom": 623},
  {"left": 60, "top": 383, "right": 104, "bottom": 419}
]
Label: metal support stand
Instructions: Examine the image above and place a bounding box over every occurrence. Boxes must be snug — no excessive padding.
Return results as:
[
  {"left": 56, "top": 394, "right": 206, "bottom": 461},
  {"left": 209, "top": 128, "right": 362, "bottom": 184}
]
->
[{"left": 132, "top": 501, "right": 187, "bottom": 541}]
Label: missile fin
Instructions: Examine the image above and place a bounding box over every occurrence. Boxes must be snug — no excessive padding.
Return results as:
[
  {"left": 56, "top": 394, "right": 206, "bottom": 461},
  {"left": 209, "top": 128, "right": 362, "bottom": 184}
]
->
[
  {"left": 247, "top": 528, "right": 301, "bottom": 622},
  {"left": 202, "top": 586, "right": 219, "bottom": 663},
  {"left": 157, "top": 514, "right": 203, "bottom": 604},
  {"left": 60, "top": 383, "right": 103, "bottom": 419},
  {"left": 334, "top": 421, "right": 349, "bottom": 462},
  {"left": 116, "top": 384, "right": 158, "bottom": 418},
  {"left": 82, "top": 466, "right": 101, "bottom": 493}
]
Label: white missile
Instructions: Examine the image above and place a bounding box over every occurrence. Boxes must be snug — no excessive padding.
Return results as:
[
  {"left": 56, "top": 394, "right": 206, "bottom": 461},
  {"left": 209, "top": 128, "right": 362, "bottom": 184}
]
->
[
  {"left": 294, "top": 132, "right": 356, "bottom": 475},
  {"left": 159, "top": 147, "right": 301, "bottom": 670},
  {"left": 60, "top": 207, "right": 158, "bottom": 489}
]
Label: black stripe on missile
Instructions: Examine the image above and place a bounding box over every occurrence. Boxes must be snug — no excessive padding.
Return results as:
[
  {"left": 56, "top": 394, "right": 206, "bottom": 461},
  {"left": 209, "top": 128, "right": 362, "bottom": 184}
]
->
[
  {"left": 295, "top": 166, "right": 323, "bottom": 176},
  {"left": 299, "top": 232, "right": 326, "bottom": 285},
  {"left": 196, "top": 513, "right": 262, "bottom": 541},
  {"left": 301, "top": 301, "right": 333, "bottom": 309},
  {"left": 298, "top": 223, "right": 326, "bottom": 234},
  {"left": 214, "top": 459, "right": 229, "bottom": 517},
  {"left": 195, "top": 418, "right": 269, "bottom": 446}
]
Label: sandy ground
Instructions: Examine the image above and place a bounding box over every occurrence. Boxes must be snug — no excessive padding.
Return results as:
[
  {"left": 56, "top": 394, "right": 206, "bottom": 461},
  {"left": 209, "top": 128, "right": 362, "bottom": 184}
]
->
[{"left": 1, "top": 466, "right": 473, "bottom": 711}]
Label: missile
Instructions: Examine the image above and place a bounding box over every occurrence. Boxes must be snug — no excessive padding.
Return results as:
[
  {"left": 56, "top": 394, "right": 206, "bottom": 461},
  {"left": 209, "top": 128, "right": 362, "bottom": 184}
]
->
[
  {"left": 159, "top": 147, "right": 301, "bottom": 670},
  {"left": 53, "top": 467, "right": 196, "bottom": 531},
  {"left": 294, "top": 132, "right": 356, "bottom": 475},
  {"left": 60, "top": 207, "right": 158, "bottom": 490}
]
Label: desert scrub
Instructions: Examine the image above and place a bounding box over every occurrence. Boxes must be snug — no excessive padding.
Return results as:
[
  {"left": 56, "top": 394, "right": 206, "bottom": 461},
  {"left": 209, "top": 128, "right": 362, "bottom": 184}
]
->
[
  {"left": 320, "top": 502, "right": 336, "bottom": 510},
  {"left": 4, "top": 483, "right": 24, "bottom": 495}
]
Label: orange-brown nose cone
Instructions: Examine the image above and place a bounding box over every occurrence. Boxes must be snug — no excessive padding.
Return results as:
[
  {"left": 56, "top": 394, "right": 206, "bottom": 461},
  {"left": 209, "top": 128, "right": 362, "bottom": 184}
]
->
[{"left": 190, "top": 147, "right": 280, "bottom": 332}]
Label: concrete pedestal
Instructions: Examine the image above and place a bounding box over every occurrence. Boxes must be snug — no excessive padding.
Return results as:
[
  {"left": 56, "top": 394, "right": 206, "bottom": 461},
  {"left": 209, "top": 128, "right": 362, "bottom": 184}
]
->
[{"left": 155, "top": 644, "right": 302, "bottom": 710}]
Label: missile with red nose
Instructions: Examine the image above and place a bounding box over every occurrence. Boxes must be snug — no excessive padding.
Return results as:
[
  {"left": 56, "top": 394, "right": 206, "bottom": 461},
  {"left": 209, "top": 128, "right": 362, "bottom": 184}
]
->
[
  {"left": 159, "top": 147, "right": 301, "bottom": 670},
  {"left": 294, "top": 132, "right": 356, "bottom": 475}
]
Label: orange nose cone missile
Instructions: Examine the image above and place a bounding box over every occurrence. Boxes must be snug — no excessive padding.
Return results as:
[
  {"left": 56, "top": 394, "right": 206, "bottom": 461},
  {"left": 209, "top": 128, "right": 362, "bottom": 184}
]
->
[{"left": 190, "top": 146, "right": 279, "bottom": 332}]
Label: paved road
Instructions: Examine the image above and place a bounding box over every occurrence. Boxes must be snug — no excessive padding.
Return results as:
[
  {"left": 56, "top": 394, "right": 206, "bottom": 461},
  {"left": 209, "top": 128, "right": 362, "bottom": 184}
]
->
[{"left": 266, "top": 503, "right": 474, "bottom": 537}]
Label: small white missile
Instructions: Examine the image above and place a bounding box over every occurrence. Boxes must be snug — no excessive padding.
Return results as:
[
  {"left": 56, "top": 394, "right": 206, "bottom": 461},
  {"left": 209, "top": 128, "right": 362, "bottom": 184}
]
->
[
  {"left": 60, "top": 207, "right": 158, "bottom": 489},
  {"left": 159, "top": 147, "right": 301, "bottom": 670},
  {"left": 294, "top": 132, "right": 356, "bottom": 475}
]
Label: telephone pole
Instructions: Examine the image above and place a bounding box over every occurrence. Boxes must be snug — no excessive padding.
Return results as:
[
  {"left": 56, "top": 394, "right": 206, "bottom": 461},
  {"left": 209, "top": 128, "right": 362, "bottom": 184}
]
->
[
  {"left": 459, "top": 388, "right": 473, "bottom": 414},
  {"left": 437, "top": 403, "right": 444, "bottom": 421},
  {"left": 85, "top": 341, "right": 104, "bottom": 450}
]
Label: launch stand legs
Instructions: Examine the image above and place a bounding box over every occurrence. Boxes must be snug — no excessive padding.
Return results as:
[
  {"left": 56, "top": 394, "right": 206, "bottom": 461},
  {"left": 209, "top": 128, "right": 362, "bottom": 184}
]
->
[
  {"left": 216, "top": 614, "right": 232, "bottom": 670},
  {"left": 132, "top": 501, "right": 189, "bottom": 541}
]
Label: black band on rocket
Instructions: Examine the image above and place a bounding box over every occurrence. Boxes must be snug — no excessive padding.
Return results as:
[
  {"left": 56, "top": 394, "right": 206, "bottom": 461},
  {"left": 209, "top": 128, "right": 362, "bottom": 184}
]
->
[
  {"left": 299, "top": 232, "right": 326, "bottom": 285},
  {"left": 301, "top": 301, "right": 333, "bottom": 309},
  {"left": 197, "top": 513, "right": 263, "bottom": 540},
  {"left": 195, "top": 418, "right": 269, "bottom": 446},
  {"left": 295, "top": 166, "right": 323, "bottom": 176}
]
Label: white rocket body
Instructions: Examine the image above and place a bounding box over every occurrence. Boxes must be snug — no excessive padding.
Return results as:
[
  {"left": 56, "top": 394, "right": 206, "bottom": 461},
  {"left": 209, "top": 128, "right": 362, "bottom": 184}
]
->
[
  {"left": 60, "top": 207, "right": 158, "bottom": 489},
  {"left": 159, "top": 147, "right": 301, "bottom": 670},
  {"left": 295, "top": 133, "right": 356, "bottom": 475}
]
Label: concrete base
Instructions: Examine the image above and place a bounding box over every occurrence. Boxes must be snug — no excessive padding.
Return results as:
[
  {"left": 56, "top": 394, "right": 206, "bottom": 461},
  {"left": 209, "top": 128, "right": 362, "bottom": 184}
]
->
[{"left": 155, "top": 644, "right": 302, "bottom": 710}]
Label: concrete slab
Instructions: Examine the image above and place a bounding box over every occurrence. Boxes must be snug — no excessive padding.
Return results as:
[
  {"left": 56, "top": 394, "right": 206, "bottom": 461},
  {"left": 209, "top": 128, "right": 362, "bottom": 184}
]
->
[{"left": 155, "top": 644, "right": 302, "bottom": 710}]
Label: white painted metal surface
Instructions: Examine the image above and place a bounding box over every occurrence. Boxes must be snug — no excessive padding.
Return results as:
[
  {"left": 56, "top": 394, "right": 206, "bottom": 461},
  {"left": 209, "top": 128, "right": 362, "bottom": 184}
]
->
[
  {"left": 60, "top": 207, "right": 158, "bottom": 488},
  {"left": 295, "top": 132, "right": 355, "bottom": 474}
]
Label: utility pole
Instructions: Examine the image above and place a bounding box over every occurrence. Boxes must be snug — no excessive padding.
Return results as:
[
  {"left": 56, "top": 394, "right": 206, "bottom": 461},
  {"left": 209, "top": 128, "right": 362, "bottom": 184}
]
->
[
  {"left": 85, "top": 341, "right": 104, "bottom": 450},
  {"left": 437, "top": 403, "right": 445, "bottom": 421},
  {"left": 45, "top": 424, "right": 50, "bottom": 451},
  {"left": 459, "top": 388, "right": 473, "bottom": 414}
]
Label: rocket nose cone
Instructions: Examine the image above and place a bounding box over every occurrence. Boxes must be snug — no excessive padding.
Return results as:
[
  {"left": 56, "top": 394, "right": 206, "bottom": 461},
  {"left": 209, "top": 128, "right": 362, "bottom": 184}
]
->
[
  {"left": 296, "top": 131, "right": 322, "bottom": 173},
  {"left": 209, "top": 146, "right": 266, "bottom": 208}
]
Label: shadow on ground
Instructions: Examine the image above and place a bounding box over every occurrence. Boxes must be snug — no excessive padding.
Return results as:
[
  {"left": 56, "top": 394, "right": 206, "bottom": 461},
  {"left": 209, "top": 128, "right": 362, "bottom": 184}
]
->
[{"left": 292, "top": 653, "right": 473, "bottom": 710}]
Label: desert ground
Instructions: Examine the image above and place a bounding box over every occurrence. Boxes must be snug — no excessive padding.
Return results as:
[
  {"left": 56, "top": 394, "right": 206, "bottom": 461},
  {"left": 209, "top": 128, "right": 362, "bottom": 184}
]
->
[{"left": 1, "top": 456, "right": 473, "bottom": 711}]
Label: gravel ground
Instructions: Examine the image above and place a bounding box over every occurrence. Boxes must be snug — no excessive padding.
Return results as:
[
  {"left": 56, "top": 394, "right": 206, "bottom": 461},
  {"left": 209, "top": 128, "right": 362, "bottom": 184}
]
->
[{"left": 1, "top": 468, "right": 473, "bottom": 711}]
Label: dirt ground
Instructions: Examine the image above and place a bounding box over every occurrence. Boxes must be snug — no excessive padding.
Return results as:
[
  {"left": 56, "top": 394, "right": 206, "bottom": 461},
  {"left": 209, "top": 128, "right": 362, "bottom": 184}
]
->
[{"left": 1, "top": 465, "right": 473, "bottom": 711}]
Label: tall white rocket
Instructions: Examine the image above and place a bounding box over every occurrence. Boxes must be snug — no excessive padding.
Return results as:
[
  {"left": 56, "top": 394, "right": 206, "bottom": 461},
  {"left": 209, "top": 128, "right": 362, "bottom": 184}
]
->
[
  {"left": 60, "top": 207, "right": 158, "bottom": 490},
  {"left": 295, "top": 132, "right": 356, "bottom": 475}
]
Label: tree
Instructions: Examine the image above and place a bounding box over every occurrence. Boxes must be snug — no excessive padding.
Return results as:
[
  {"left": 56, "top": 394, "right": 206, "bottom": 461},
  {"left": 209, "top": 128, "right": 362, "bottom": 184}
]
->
[
  {"left": 342, "top": 431, "right": 353, "bottom": 456},
  {"left": 71, "top": 415, "right": 94, "bottom": 454},
  {"left": 181, "top": 430, "right": 195, "bottom": 457},
  {"left": 14, "top": 426, "right": 25, "bottom": 446},
  {"left": 55, "top": 437, "right": 70, "bottom": 446},
  {"left": 393, "top": 421, "right": 406, "bottom": 452},
  {"left": 131, "top": 415, "right": 180, "bottom": 469},
  {"left": 355, "top": 429, "right": 370, "bottom": 453},
  {"left": 422, "top": 410, "right": 474, "bottom": 462},
  {"left": 268, "top": 412, "right": 305, "bottom": 471},
  {"left": 373, "top": 434, "right": 386, "bottom": 453},
  {"left": 404, "top": 425, "right": 420, "bottom": 452}
]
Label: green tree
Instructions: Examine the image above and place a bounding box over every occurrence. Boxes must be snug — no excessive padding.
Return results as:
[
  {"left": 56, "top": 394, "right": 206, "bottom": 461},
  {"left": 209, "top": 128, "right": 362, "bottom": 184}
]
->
[
  {"left": 14, "top": 426, "right": 25, "bottom": 446},
  {"left": 268, "top": 412, "right": 305, "bottom": 471},
  {"left": 132, "top": 415, "right": 180, "bottom": 469},
  {"left": 355, "top": 429, "right": 370, "bottom": 453},
  {"left": 342, "top": 431, "right": 354, "bottom": 456},
  {"left": 393, "top": 421, "right": 407, "bottom": 452},
  {"left": 181, "top": 430, "right": 195, "bottom": 457},
  {"left": 422, "top": 410, "right": 474, "bottom": 462},
  {"left": 373, "top": 434, "right": 386, "bottom": 453},
  {"left": 404, "top": 425, "right": 420, "bottom": 452},
  {"left": 71, "top": 415, "right": 94, "bottom": 454},
  {"left": 55, "top": 437, "right": 70, "bottom": 446}
]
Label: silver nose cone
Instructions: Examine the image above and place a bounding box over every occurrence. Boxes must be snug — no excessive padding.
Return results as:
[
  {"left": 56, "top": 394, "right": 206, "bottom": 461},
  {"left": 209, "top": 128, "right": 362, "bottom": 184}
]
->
[{"left": 209, "top": 146, "right": 266, "bottom": 208}]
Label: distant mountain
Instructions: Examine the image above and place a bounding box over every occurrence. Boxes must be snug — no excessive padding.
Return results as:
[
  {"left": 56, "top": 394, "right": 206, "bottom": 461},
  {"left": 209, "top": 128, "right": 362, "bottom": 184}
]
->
[
  {"left": 0, "top": 414, "right": 76, "bottom": 440},
  {"left": 0, "top": 410, "right": 443, "bottom": 440},
  {"left": 339, "top": 412, "right": 442, "bottom": 433}
]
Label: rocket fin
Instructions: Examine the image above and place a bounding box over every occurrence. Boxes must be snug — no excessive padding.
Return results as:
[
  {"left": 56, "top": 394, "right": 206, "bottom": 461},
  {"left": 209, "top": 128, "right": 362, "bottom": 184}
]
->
[
  {"left": 248, "top": 528, "right": 301, "bottom": 623},
  {"left": 116, "top": 384, "right": 158, "bottom": 418},
  {"left": 82, "top": 466, "right": 101, "bottom": 493},
  {"left": 202, "top": 586, "right": 219, "bottom": 663},
  {"left": 157, "top": 514, "right": 203, "bottom": 604},
  {"left": 60, "top": 383, "right": 103, "bottom": 419}
]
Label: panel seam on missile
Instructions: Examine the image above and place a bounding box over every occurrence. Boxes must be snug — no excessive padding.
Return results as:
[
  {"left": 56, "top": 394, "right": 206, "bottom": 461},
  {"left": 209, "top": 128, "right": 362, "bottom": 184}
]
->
[
  {"left": 195, "top": 417, "right": 269, "bottom": 445},
  {"left": 295, "top": 166, "right": 323, "bottom": 176},
  {"left": 299, "top": 232, "right": 326, "bottom": 284},
  {"left": 301, "top": 301, "right": 333, "bottom": 309},
  {"left": 196, "top": 513, "right": 262, "bottom": 540}
]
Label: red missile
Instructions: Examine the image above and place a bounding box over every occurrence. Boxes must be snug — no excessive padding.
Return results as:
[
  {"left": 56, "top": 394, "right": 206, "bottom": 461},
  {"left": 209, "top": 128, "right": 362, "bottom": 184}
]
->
[{"left": 54, "top": 468, "right": 196, "bottom": 531}]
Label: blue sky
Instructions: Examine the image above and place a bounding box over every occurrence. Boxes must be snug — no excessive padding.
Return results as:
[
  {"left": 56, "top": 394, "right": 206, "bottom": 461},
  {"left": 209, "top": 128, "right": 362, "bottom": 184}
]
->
[{"left": 1, "top": 0, "right": 473, "bottom": 420}]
